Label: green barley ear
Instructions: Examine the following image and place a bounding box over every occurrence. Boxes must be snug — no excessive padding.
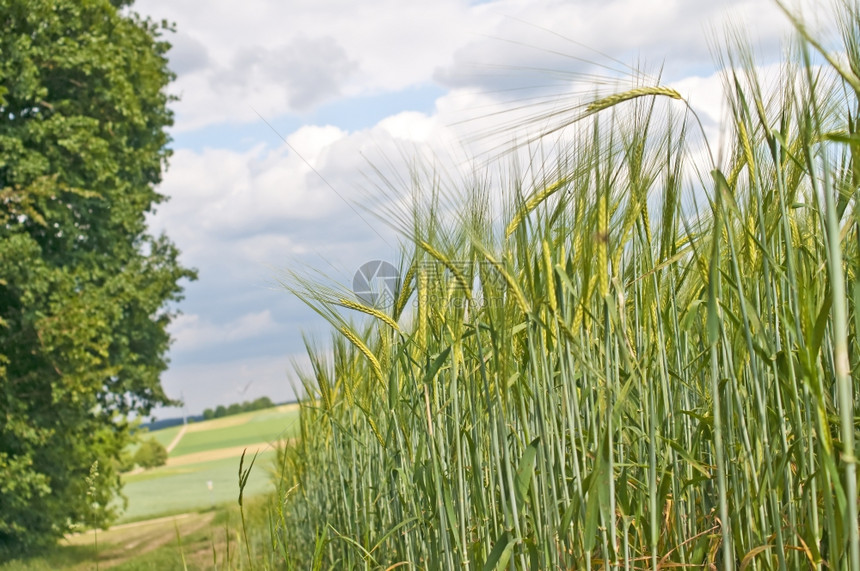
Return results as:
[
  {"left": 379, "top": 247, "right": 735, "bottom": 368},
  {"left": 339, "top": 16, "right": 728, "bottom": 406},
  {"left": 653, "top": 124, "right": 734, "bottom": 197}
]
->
[
  {"left": 417, "top": 239, "right": 472, "bottom": 295},
  {"left": 336, "top": 298, "right": 401, "bottom": 333},
  {"left": 392, "top": 261, "right": 416, "bottom": 319},
  {"left": 339, "top": 325, "right": 384, "bottom": 383},
  {"left": 506, "top": 177, "right": 569, "bottom": 238},
  {"left": 473, "top": 243, "right": 531, "bottom": 315},
  {"left": 585, "top": 86, "right": 682, "bottom": 114}
]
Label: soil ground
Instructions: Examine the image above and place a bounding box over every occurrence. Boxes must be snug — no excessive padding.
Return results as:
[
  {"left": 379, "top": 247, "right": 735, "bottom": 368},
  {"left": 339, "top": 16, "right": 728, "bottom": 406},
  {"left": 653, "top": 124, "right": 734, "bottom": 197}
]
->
[{"left": 64, "top": 512, "right": 216, "bottom": 569}]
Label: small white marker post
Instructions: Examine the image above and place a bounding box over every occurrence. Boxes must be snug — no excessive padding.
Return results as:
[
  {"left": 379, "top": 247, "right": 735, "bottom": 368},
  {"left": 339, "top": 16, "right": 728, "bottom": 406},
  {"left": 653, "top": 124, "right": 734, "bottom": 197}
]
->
[{"left": 207, "top": 480, "right": 214, "bottom": 509}]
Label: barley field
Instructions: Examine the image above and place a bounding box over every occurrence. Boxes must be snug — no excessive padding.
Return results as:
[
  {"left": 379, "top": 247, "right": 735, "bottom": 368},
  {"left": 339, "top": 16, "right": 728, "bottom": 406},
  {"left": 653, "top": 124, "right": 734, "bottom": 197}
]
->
[
  {"left": 270, "top": 3, "right": 860, "bottom": 569},
  {"left": 119, "top": 405, "right": 299, "bottom": 523}
]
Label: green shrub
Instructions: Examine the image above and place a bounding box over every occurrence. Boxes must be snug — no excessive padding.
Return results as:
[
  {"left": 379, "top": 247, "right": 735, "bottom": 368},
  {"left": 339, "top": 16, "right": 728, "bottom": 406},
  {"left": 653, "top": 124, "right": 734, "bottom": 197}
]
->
[{"left": 132, "top": 438, "right": 168, "bottom": 469}]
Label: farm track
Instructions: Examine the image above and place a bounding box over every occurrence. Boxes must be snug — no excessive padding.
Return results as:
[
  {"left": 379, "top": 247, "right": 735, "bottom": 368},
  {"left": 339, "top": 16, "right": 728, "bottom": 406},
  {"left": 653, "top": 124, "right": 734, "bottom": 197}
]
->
[
  {"left": 165, "top": 424, "right": 188, "bottom": 453},
  {"left": 65, "top": 511, "right": 216, "bottom": 569}
]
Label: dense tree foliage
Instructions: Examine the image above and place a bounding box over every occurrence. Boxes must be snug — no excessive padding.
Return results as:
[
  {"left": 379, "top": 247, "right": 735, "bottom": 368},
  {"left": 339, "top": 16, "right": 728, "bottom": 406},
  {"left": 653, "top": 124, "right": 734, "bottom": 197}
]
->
[{"left": 0, "top": 0, "right": 194, "bottom": 552}]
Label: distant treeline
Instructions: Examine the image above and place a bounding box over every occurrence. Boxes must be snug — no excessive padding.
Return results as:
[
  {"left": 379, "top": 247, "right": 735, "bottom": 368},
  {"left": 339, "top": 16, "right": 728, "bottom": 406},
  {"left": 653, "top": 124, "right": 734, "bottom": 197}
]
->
[
  {"left": 202, "top": 396, "right": 275, "bottom": 420},
  {"left": 140, "top": 397, "right": 294, "bottom": 432}
]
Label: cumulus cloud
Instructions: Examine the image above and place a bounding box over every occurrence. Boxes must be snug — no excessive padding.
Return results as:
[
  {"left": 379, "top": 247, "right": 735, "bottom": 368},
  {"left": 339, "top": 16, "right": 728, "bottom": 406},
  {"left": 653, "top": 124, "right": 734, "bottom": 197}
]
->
[
  {"left": 434, "top": 0, "right": 791, "bottom": 100},
  {"left": 149, "top": 125, "right": 350, "bottom": 252},
  {"left": 135, "top": 0, "right": 803, "bottom": 133},
  {"left": 147, "top": 114, "right": 454, "bottom": 407},
  {"left": 167, "top": 32, "right": 210, "bottom": 75},
  {"left": 136, "top": 0, "right": 477, "bottom": 130},
  {"left": 171, "top": 310, "right": 280, "bottom": 353},
  {"left": 215, "top": 37, "right": 358, "bottom": 111}
]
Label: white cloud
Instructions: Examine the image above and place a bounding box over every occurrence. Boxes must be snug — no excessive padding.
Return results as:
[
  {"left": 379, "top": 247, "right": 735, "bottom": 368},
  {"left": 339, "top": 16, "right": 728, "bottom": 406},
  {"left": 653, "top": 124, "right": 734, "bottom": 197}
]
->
[
  {"left": 136, "top": 0, "right": 478, "bottom": 130},
  {"left": 136, "top": 0, "right": 795, "bottom": 132},
  {"left": 150, "top": 125, "right": 351, "bottom": 259},
  {"left": 148, "top": 112, "right": 462, "bottom": 269},
  {"left": 166, "top": 31, "right": 210, "bottom": 75},
  {"left": 434, "top": 0, "right": 793, "bottom": 104},
  {"left": 170, "top": 310, "right": 280, "bottom": 352},
  {"left": 378, "top": 111, "right": 440, "bottom": 143},
  {"left": 213, "top": 36, "right": 358, "bottom": 112}
]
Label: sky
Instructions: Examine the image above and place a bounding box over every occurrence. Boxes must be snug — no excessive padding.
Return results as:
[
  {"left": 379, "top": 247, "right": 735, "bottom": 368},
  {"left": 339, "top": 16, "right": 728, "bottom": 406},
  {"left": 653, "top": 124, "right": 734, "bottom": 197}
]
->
[{"left": 130, "top": 0, "right": 806, "bottom": 418}]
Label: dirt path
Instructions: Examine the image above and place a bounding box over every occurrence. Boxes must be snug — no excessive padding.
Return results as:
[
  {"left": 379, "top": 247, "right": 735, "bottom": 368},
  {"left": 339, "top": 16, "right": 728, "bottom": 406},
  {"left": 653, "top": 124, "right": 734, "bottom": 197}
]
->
[
  {"left": 72, "top": 512, "right": 196, "bottom": 535},
  {"left": 165, "top": 423, "right": 188, "bottom": 453},
  {"left": 65, "top": 511, "right": 216, "bottom": 569}
]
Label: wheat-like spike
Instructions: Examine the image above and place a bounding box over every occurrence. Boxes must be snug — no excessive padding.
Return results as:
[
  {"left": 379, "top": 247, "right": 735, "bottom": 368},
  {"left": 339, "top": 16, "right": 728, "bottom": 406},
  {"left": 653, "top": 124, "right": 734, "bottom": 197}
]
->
[
  {"left": 572, "top": 274, "right": 597, "bottom": 332},
  {"left": 745, "top": 214, "right": 758, "bottom": 270},
  {"left": 393, "top": 262, "right": 416, "bottom": 318},
  {"left": 738, "top": 121, "right": 756, "bottom": 178},
  {"left": 597, "top": 192, "right": 609, "bottom": 298},
  {"left": 542, "top": 240, "right": 557, "bottom": 316},
  {"left": 478, "top": 248, "right": 531, "bottom": 316},
  {"left": 417, "top": 240, "right": 472, "bottom": 297},
  {"left": 378, "top": 329, "right": 390, "bottom": 373},
  {"left": 337, "top": 298, "right": 401, "bottom": 333},
  {"left": 339, "top": 325, "right": 383, "bottom": 383},
  {"left": 586, "top": 86, "right": 683, "bottom": 114},
  {"left": 365, "top": 416, "right": 386, "bottom": 449},
  {"left": 506, "top": 177, "right": 569, "bottom": 237},
  {"left": 727, "top": 153, "right": 746, "bottom": 189},
  {"left": 417, "top": 267, "right": 428, "bottom": 350},
  {"left": 614, "top": 196, "right": 638, "bottom": 275}
]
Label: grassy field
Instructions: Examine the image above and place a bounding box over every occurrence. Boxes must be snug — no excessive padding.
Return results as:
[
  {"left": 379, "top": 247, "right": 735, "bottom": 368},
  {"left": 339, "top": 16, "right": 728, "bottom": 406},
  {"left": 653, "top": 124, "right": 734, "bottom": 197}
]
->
[
  {"left": 0, "top": 404, "right": 300, "bottom": 569},
  {"left": 169, "top": 407, "right": 299, "bottom": 457},
  {"left": 119, "top": 451, "right": 280, "bottom": 522},
  {"left": 0, "top": 498, "right": 281, "bottom": 571},
  {"left": 146, "top": 425, "right": 183, "bottom": 450},
  {"left": 116, "top": 404, "right": 299, "bottom": 523}
]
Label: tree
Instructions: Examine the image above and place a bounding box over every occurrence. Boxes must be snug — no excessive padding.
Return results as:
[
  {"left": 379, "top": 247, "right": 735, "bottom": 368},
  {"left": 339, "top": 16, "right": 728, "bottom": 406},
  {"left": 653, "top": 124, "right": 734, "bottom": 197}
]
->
[
  {"left": 251, "top": 396, "right": 274, "bottom": 410},
  {"left": 0, "top": 0, "right": 194, "bottom": 552},
  {"left": 132, "top": 438, "right": 167, "bottom": 469}
]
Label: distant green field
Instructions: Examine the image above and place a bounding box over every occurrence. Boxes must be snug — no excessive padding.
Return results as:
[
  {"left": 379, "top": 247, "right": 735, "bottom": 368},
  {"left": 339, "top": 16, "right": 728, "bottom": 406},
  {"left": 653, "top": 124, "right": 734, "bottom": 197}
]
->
[
  {"left": 148, "top": 425, "right": 182, "bottom": 449},
  {"left": 123, "top": 424, "right": 181, "bottom": 457},
  {"left": 115, "top": 404, "right": 300, "bottom": 523},
  {"left": 119, "top": 451, "right": 280, "bottom": 522},
  {"left": 169, "top": 407, "right": 300, "bottom": 457}
]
